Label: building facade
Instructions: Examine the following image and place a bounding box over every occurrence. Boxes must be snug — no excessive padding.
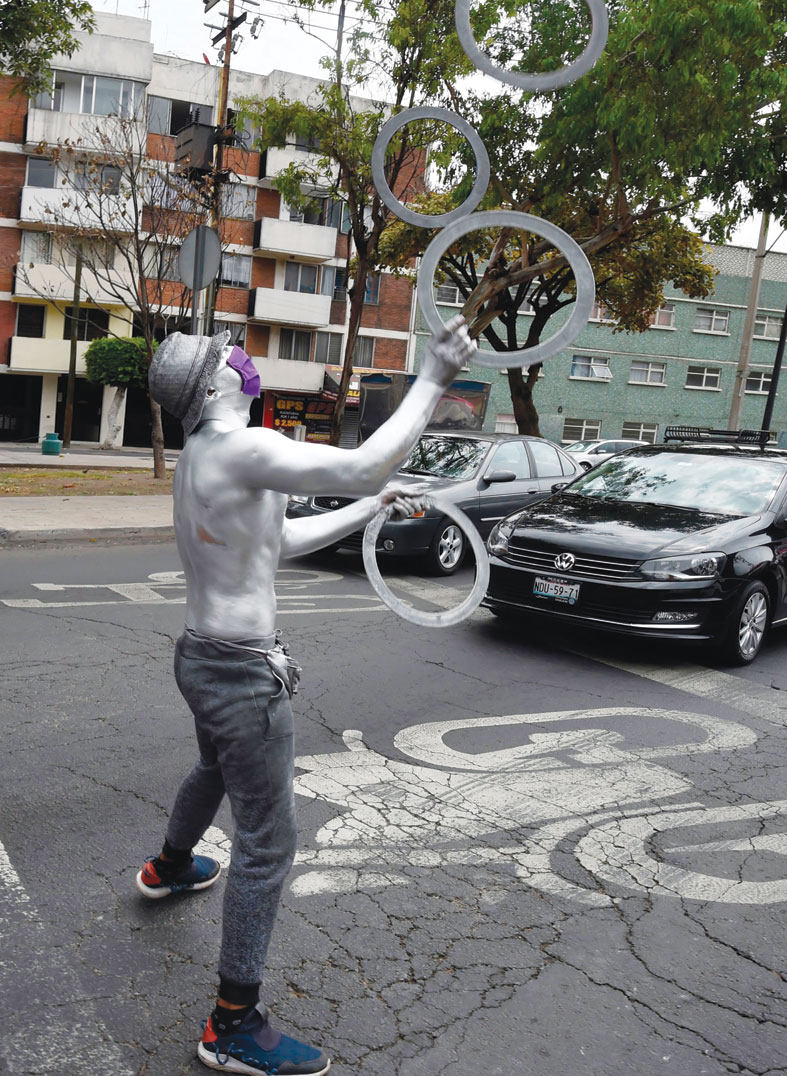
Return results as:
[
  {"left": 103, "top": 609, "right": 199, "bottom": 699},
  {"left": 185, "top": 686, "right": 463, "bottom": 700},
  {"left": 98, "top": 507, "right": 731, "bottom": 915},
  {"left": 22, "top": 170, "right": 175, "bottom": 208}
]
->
[
  {"left": 0, "top": 12, "right": 416, "bottom": 447},
  {"left": 417, "top": 245, "right": 787, "bottom": 444}
]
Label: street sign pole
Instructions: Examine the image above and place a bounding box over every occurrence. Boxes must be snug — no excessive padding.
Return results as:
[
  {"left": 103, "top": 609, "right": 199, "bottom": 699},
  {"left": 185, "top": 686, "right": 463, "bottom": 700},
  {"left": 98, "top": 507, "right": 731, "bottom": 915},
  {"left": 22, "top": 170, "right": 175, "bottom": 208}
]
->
[{"left": 190, "top": 224, "right": 207, "bottom": 335}]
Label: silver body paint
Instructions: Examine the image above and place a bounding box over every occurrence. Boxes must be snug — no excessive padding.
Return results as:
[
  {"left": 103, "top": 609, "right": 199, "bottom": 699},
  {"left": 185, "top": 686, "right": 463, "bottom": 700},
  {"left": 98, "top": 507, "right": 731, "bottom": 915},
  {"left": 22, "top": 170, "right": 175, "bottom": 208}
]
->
[{"left": 173, "top": 321, "right": 474, "bottom": 639}]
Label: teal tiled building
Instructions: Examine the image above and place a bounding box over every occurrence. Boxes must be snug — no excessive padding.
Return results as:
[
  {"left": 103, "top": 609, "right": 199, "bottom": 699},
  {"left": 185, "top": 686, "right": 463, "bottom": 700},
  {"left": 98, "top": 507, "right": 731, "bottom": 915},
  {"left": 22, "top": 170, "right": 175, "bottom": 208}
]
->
[{"left": 415, "top": 242, "right": 787, "bottom": 444}]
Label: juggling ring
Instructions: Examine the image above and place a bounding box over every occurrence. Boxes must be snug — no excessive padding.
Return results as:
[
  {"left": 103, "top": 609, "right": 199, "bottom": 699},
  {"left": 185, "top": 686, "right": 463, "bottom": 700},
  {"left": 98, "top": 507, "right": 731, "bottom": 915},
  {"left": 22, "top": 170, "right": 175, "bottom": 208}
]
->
[
  {"left": 362, "top": 495, "right": 490, "bottom": 627},
  {"left": 371, "top": 107, "right": 491, "bottom": 228},
  {"left": 455, "top": 0, "right": 609, "bottom": 93},
  {"left": 417, "top": 210, "right": 597, "bottom": 370}
]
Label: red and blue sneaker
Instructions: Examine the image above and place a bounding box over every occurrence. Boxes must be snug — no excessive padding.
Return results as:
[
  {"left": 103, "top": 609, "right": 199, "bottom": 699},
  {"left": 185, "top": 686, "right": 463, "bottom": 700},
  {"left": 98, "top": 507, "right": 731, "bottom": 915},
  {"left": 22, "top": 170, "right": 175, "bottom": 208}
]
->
[
  {"left": 198, "top": 1005, "right": 330, "bottom": 1074},
  {"left": 135, "top": 855, "right": 221, "bottom": 899}
]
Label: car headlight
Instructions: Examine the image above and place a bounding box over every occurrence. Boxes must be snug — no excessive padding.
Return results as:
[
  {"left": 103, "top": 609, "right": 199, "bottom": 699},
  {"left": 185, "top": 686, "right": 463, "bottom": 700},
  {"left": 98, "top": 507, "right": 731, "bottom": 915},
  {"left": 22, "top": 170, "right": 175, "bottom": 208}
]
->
[
  {"left": 287, "top": 495, "right": 310, "bottom": 506},
  {"left": 487, "top": 519, "right": 516, "bottom": 557},
  {"left": 640, "top": 552, "right": 726, "bottom": 581}
]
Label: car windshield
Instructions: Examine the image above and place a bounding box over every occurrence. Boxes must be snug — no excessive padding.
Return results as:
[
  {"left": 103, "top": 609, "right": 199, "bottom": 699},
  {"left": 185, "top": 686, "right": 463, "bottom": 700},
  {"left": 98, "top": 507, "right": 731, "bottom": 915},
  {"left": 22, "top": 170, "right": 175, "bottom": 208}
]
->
[
  {"left": 568, "top": 451, "right": 785, "bottom": 516},
  {"left": 400, "top": 436, "right": 489, "bottom": 479},
  {"left": 565, "top": 441, "right": 597, "bottom": 452}
]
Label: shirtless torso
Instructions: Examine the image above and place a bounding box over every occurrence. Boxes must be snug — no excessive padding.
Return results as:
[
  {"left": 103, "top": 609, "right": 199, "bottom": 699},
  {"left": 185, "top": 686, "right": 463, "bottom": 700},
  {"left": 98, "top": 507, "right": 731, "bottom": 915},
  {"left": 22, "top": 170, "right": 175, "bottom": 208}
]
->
[{"left": 173, "top": 318, "right": 474, "bottom": 640}]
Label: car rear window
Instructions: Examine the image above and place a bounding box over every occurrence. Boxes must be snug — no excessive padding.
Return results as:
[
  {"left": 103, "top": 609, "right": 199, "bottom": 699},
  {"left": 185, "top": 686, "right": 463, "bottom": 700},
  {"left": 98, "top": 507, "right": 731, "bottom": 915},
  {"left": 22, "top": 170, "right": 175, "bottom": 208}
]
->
[
  {"left": 570, "top": 451, "right": 786, "bottom": 515},
  {"left": 400, "top": 437, "right": 489, "bottom": 479}
]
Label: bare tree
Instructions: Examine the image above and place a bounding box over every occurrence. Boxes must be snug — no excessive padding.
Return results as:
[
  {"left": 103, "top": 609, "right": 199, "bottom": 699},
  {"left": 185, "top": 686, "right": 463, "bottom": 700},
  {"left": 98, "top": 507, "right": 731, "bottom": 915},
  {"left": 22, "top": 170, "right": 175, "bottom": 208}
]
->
[{"left": 19, "top": 111, "right": 216, "bottom": 475}]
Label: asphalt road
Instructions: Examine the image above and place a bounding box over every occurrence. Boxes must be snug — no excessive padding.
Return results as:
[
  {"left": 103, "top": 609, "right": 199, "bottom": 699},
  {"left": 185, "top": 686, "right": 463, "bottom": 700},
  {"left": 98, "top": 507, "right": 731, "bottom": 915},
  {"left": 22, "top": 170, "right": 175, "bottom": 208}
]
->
[{"left": 2, "top": 541, "right": 787, "bottom": 1076}]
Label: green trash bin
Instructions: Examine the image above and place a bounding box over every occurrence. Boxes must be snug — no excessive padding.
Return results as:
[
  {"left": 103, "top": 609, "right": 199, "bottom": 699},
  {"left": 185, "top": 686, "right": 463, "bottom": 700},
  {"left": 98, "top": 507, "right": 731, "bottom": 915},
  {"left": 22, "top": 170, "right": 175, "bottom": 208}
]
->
[{"left": 41, "top": 432, "right": 62, "bottom": 455}]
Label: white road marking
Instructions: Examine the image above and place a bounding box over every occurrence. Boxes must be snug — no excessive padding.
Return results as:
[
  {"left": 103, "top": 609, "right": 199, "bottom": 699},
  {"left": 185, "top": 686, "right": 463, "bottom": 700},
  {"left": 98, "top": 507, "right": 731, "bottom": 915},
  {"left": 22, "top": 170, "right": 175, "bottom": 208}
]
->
[{"left": 0, "top": 838, "right": 133, "bottom": 1074}]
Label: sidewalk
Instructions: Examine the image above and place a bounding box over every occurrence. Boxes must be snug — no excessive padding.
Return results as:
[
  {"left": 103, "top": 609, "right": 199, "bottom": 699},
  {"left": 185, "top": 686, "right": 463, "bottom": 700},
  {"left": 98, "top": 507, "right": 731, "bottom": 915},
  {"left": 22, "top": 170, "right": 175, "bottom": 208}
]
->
[{"left": 0, "top": 442, "right": 176, "bottom": 545}]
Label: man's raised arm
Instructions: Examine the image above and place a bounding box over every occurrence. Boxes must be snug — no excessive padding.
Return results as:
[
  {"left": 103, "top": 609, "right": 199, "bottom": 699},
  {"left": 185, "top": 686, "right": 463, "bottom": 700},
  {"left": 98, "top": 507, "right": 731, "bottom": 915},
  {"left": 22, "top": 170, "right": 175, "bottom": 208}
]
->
[{"left": 227, "top": 317, "right": 475, "bottom": 498}]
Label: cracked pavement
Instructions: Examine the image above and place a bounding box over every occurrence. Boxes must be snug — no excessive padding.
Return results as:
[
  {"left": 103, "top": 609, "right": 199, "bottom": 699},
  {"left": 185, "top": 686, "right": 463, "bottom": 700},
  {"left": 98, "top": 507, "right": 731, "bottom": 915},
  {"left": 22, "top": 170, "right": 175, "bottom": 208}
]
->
[{"left": 1, "top": 542, "right": 787, "bottom": 1075}]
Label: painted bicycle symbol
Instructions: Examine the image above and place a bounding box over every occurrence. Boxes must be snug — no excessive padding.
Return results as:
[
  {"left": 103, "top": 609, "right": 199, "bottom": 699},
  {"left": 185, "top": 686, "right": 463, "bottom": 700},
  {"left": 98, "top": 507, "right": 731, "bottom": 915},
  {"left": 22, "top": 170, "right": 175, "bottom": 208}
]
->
[{"left": 281, "top": 707, "right": 787, "bottom": 907}]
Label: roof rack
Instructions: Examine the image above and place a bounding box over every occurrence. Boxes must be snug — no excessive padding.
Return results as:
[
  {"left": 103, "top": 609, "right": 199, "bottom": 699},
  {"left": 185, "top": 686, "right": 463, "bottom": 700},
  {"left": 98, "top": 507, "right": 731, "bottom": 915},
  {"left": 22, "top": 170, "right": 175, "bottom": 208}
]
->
[{"left": 663, "top": 426, "right": 770, "bottom": 447}]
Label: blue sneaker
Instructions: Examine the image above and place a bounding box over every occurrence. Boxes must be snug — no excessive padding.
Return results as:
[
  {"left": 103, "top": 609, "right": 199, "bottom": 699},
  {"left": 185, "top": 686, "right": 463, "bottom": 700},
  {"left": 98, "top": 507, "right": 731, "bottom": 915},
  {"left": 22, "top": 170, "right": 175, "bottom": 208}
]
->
[
  {"left": 198, "top": 1005, "right": 330, "bottom": 1074},
  {"left": 135, "top": 855, "right": 220, "bottom": 899}
]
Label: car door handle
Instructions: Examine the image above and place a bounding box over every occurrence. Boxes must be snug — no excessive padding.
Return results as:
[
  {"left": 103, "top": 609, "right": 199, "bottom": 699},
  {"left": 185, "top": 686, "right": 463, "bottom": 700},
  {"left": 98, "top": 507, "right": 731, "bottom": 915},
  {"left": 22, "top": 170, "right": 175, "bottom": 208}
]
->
[{"left": 527, "top": 489, "right": 539, "bottom": 495}]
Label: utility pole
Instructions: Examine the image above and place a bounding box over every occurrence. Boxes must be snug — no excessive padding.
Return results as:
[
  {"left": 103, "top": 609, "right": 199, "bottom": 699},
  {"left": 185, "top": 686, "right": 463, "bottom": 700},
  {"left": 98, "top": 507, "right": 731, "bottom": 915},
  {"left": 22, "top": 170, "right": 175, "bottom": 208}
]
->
[
  {"left": 729, "top": 212, "right": 770, "bottom": 430},
  {"left": 63, "top": 249, "right": 83, "bottom": 450},
  {"left": 202, "top": 0, "right": 249, "bottom": 332},
  {"left": 760, "top": 298, "right": 787, "bottom": 438}
]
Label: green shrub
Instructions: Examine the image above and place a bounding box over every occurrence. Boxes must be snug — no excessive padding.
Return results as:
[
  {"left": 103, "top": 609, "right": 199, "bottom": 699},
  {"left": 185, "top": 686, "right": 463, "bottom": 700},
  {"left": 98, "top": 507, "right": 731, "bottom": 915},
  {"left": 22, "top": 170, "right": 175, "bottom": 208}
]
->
[{"left": 84, "top": 337, "right": 154, "bottom": 389}]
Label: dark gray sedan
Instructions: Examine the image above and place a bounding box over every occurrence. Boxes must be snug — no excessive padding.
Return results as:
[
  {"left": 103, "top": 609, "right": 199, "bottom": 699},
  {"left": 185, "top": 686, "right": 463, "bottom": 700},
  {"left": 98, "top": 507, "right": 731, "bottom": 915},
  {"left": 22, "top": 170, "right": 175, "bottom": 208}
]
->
[{"left": 285, "top": 431, "right": 584, "bottom": 574}]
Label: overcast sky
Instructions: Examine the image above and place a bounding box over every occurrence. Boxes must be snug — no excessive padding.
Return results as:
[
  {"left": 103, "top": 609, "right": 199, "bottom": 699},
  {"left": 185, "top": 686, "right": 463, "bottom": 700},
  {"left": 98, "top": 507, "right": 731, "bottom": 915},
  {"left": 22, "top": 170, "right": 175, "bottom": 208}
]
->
[{"left": 94, "top": 0, "right": 786, "bottom": 255}]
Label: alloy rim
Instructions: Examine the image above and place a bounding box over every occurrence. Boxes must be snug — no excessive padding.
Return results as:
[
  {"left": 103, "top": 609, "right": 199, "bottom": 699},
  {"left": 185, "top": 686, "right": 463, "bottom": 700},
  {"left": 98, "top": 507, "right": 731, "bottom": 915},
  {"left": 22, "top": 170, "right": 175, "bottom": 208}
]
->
[
  {"left": 438, "top": 525, "right": 464, "bottom": 569},
  {"left": 738, "top": 592, "right": 768, "bottom": 658}
]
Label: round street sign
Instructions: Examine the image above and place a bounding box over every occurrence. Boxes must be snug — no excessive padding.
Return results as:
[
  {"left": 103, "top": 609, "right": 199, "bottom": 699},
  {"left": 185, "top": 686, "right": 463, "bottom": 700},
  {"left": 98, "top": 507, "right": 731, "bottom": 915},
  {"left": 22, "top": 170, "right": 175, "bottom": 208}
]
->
[{"left": 178, "top": 225, "right": 222, "bottom": 291}]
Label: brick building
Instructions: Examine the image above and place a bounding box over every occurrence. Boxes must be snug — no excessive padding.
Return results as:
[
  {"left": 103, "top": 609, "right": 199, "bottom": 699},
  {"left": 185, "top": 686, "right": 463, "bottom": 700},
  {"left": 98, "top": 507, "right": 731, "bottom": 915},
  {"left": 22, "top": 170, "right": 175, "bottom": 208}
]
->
[{"left": 0, "top": 12, "right": 417, "bottom": 447}]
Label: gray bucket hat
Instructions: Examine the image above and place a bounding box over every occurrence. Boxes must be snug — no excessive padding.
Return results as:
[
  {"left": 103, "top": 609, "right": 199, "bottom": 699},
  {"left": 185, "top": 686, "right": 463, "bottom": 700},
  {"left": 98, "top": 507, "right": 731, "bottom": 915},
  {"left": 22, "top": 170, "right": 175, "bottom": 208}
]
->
[{"left": 148, "top": 330, "right": 231, "bottom": 436}]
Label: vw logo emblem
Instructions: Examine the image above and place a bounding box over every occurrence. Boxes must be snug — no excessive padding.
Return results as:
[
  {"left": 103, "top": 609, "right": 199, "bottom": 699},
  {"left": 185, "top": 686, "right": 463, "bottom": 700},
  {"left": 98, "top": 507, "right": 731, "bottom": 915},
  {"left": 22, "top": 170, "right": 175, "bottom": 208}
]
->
[
  {"left": 329, "top": 499, "right": 339, "bottom": 509},
  {"left": 554, "top": 552, "right": 575, "bottom": 571}
]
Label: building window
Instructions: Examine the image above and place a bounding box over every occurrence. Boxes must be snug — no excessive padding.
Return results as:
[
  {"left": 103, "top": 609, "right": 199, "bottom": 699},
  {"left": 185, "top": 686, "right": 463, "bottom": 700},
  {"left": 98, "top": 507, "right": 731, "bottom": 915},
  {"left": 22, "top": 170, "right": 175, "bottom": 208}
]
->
[
  {"left": 221, "top": 184, "right": 255, "bottom": 220},
  {"left": 21, "top": 232, "right": 52, "bottom": 265},
  {"left": 62, "top": 306, "right": 109, "bottom": 342},
  {"left": 81, "top": 75, "right": 143, "bottom": 118},
  {"left": 284, "top": 262, "right": 318, "bottom": 294},
  {"left": 436, "top": 283, "right": 462, "bottom": 305},
  {"left": 745, "top": 370, "right": 773, "bottom": 394},
  {"left": 562, "top": 418, "right": 602, "bottom": 443},
  {"left": 27, "top": 157, "right": 57, "bottom": 188},
  {"left": 589, "top": 301, "right": 615, "bottom": 323},
  {"left": 314, "top": 331, "right": 343, "bottom": 364},
  {"left": 494, "top": 412, "right": 518, "bottom": 434},
  {"left": 16, "top": 305, "right": 46, "bottom": 338},
  {"left": 570, "top": 355, "right": 612, "bottom": 381},
  {"left": 364, "top": 274, "right": 380, "bottom": 305},
  {"left": 694, "top": 307, "right": 730, "bottom": 334},
  {"left": 352, "top": 336, "right": 375, "bottom": 367},
  {"left": 320, "top": 266, "right": 347, "bottom": 300},
  {"left": 148, "top": 97, "right": 214, "bottom": 135},
  {"left": 71, "top": 161, "right": 121, "bottom": 194},
  {"left": 629, "top": 359, "right": 666, "bottom": 385},
  {"left": 219, "top": 253, "right": 252, "bottom": 289},
  {"left": 685, "top": 365, "right": 721, "bottom": 390},
  {"left": 290, "top": 197, "right": 342, "bottom": 228},
  {"left": 622, "top": 421, "right": 659, "bottom": 443},
  {"left": 754, "top": 313, "right": 784, "bottom": 340},
  {"left": 650, "top": 303, "right": 675, "bottom": 328},
  {"left": 292, "top": 130, "right": 320, "bottom": 152},
  {"left": 279, "top": 328, "right": 312, "bottom": 362}
]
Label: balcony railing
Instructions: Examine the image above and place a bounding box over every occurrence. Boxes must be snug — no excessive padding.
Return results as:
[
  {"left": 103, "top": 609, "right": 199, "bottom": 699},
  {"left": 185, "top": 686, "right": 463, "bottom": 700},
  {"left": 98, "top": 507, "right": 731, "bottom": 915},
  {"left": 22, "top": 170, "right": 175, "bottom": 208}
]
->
[
  {"left": 9, "top": 336, "right": 90, "bottom": 375},
  {"left": 24, "top": 108, "right": 144, "bottom": 154},
  {"left": 18, "top": 186, "right": 133, "bottom": 233},
  {"left": 248, "top": 287, "right": 332, "bottom": 328},
  {"left": 13, "top": 263, "right": 135, "bottom": 306},
  {"left": 252, "top": 217, "right": 336, "bottom": 263}
]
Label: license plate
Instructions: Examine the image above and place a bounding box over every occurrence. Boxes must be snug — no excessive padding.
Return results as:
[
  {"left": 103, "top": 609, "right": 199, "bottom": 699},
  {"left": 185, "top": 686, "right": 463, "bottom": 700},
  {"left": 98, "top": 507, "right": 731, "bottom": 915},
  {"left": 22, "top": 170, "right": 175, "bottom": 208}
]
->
[{"left": 533, "top": 576, "right": 580, "bottom": 605}]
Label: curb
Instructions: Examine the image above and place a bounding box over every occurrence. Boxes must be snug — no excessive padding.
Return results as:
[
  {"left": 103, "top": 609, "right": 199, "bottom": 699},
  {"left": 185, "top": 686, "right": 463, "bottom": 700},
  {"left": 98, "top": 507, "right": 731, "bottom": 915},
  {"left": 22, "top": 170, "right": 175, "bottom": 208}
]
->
[{"left": 0, "top": 525, "right": 176, "bottom": 547}]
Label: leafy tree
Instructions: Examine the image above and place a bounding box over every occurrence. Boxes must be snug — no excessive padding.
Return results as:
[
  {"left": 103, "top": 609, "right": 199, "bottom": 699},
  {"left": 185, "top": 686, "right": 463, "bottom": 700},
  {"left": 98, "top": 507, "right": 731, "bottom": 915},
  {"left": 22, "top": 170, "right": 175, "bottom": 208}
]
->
[
  {"left": 235, "top": 0, "right": 474, "bottom": 444},
  {"left": 84, "top": 336, "right": 150, "bottom": 449},
  {"left": 377, "top": 0, "right": 787, "bottom": 434},
  {"left": 0, "top": 0, "right": 95, "bottom": 96}
]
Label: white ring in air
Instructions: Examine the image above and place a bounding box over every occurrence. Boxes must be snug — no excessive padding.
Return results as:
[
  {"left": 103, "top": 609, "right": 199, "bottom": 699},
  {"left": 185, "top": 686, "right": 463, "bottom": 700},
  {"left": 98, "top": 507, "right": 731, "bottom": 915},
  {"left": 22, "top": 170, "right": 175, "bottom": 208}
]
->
[
  {"left": 371, "top": 107, "right": 491, "bottom": 229},
  {"left": 417, "top": 210, "right": 595, "bottom": 370},
  {"left": 455, "top": 0, "right": 609, "bottom": 93},
  {"left": 363, "top": 496, "right": 490, "bottom": 627}
]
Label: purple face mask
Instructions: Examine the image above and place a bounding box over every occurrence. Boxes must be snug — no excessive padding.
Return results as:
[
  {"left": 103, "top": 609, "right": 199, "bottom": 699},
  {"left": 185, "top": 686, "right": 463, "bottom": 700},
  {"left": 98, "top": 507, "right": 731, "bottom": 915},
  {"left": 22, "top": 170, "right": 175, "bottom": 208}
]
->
[{"left": 226, "top": 346, "right": 261, "bottom": 397}]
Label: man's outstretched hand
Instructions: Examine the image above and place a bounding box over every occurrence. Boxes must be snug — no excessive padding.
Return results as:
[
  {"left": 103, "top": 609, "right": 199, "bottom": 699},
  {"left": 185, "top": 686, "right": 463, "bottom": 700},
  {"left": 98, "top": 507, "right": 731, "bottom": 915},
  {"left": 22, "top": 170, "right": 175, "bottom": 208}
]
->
[
  {"left": 379, "top": 486, "right": 431, "bottom": 522},
  {"left": 419, "top": 315, "right": 476, "bottom": 389}
]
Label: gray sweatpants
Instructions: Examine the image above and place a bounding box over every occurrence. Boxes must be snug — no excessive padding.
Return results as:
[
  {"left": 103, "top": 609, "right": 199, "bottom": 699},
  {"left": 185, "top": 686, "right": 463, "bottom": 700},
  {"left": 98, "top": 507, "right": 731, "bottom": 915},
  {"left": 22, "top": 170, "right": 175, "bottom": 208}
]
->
[{"left": 166, "top": 628, "right": 297, "bottom": 993}]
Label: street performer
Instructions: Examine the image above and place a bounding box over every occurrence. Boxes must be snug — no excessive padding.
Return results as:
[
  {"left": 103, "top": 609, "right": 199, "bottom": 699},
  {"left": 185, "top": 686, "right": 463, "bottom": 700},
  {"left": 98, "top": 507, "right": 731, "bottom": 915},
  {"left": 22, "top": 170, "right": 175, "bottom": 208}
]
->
[{"left": 139, "top": 316, "right": 473, "bottom": 1074}]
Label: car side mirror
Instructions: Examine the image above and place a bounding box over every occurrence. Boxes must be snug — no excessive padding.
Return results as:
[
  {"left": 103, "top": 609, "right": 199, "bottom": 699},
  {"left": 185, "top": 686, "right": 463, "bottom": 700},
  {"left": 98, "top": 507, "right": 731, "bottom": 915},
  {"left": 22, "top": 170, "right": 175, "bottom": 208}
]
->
[
  {"left": 551, "top": 481, "right": 568, "bottom": 493},
  {"left": 591, "top": 447, "right": 604, "bottom": 454},
  {"left": 483, "top": 470, "right": 517, "bottom": 484}
]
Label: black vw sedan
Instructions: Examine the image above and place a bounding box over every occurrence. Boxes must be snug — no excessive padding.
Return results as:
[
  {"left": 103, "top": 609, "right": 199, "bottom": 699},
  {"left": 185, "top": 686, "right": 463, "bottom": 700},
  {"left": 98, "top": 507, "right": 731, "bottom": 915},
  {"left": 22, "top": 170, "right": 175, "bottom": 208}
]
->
[{"left": 484, "top": 430, "right": 787, "bottom": 664}]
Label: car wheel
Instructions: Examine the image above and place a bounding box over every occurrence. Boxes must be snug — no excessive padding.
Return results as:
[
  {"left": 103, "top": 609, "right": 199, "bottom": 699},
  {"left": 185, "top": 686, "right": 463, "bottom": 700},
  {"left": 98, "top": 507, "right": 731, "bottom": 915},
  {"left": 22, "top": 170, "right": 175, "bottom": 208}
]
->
[
  {"left": 718, "top": 581, "right": 770, "bottom": 665},
  {"left": 427, "top": 519, "right": 466, "bottom": 575}
]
